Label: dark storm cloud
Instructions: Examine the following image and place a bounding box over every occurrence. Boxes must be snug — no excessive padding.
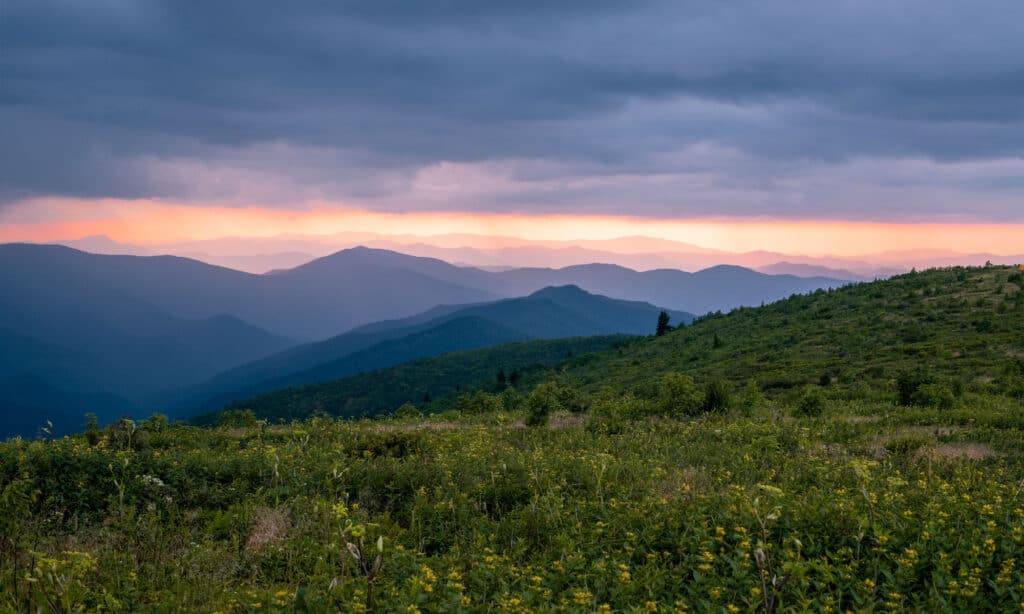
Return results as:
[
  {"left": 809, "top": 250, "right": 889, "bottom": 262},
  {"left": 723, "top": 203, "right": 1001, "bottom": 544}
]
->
[{"left": 1, "top": 0, "right": 1022, "bottom": 219}]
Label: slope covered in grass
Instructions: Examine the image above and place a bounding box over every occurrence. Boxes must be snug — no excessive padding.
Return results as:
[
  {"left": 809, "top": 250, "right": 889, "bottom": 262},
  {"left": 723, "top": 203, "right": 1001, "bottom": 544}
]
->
[
  {"left": 224, "top": 265, "right": 1024, "bottom": 423},
  {"left": 3, "top": 266, "right": 1024, "bottom": 611},
  {"left": 561, "top": 265, "right": 1023, "bottom": 402},
  {"left": 211, "top": 335, "right": 631, "bottom": 423}
]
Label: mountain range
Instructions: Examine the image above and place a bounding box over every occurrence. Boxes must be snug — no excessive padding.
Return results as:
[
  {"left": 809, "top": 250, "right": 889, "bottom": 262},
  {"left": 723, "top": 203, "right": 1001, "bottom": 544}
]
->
[
  {"left": 60, "top": 232, "right": 1023, "bottom": 278},
  {"left": 163, "top": 285, "right": 693, "bottom": 416},
  {"left": 0, "top": 242, "right": 847, "bottom": 437}
]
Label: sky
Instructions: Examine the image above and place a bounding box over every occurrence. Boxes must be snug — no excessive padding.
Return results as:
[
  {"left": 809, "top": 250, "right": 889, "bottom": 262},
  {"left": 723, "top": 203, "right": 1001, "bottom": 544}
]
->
[{"left": 1, "top": 1, "right": 1022, "bottom": 257}]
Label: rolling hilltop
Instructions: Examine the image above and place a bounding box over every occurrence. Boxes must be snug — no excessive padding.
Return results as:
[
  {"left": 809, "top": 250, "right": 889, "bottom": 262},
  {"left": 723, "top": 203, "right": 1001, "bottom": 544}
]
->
[
  {"left": 223, "top": 265, "right": 1023, "bottom": 421},
  {"left": 562, "top": 264, "right": 1024, "bottom": 401},
  {"left": 5, "top": 265, "right": 1024, "bottom": 612},
  {"left": 168, "top": 285, "right": 691, "bottom": 416},
  {"left": 0, "top": 242, "right": 839, "bottom": 437}
]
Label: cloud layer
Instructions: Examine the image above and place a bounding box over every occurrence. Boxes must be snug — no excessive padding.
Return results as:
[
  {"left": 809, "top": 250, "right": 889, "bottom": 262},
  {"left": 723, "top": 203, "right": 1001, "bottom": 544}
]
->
[{"left": 2, "top": 0, "right": 1023, "bottom": 220}]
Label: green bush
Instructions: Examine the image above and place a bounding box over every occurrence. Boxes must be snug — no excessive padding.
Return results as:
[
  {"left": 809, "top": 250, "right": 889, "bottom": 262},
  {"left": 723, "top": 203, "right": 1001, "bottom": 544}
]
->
[
  {"left": 738, "top": 380, "right": 767, "bottom": 415},
  {"left": 658, "top": 373, "right": 702, "bottom": 416},
  {"left": 393, "top": 403, "right": 422, "bottom": 419},
  {"left": 586, "top": 389, "right": 650, "bottom": 433},
  {"left": 525, "top": 381, "right": 563, "bottom": 426},
  {"left": 794, "top": 386, "right": 827, "bottom": 417},
  {"left": 457, "top": 390, "right": 503, "bottom": 414},
  {"left": 218, "top": 408, "right": 260, "bottom": 427},
  {"left": 701, "top": 378, "right": 732, "bottom": 414},
  {"left": 896, "top": 369, "right": 934, "bottom": 406},
  {"left": 884, "top": 434, "right": 934, "bottom": 455},
  {"left": 911, "top": 383, "right": 956, "bottom": 410}
]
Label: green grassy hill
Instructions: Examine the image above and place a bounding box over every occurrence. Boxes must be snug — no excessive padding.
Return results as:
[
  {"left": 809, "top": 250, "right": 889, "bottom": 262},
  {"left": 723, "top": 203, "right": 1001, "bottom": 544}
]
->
[
  {"left": 223, "top": 265, "right": 1024, "bottom": 423},
  {"left": 211, "top": 335, "right": 632, "bottom": 423},
  {"left": 3, "top": 265, "right": 1024, "bottom": 612},
  {"left": 564, "top": 264, "right": 1023, "bottom": 401}
]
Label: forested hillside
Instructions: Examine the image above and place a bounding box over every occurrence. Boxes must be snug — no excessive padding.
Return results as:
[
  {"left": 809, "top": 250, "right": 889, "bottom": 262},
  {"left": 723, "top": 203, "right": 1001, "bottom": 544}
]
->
[
  {"left": 226, "top": 265, "right": 1024, "bottom": 422},
  {"left": 167, "top": 286, "right": 690, "bottom": 417},
  {"left": 563, "top": 264, "right": 1024, "bottom": 402},
  {"left": 3, "top": 266, "right": 1023, "bottom": 612},
  {"left": 210, "top": 335, "right": 630, "bottom": 424}
]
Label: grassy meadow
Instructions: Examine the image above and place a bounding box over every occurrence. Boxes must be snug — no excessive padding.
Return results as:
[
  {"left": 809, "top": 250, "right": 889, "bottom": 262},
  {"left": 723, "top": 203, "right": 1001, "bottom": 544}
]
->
[{"left": 2, "top": 265, "right": 1024, "bottom": 612}]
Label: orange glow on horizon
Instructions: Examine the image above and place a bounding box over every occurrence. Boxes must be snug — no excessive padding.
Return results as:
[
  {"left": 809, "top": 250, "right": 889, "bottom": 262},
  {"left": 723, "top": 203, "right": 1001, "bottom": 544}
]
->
[{"left": 1, "top": 197, "right": 1022, "bottom": 259}]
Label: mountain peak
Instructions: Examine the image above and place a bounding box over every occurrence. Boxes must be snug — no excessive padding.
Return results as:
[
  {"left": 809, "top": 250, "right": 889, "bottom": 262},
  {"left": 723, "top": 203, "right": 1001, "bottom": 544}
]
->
[{"left": 528, "top": 284, "right": 591, "bottom": 299}]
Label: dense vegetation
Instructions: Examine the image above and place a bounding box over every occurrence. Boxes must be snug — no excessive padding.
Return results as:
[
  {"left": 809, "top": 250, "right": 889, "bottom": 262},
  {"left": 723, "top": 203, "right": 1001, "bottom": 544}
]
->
[
  {"left": 2, "top": 265, "right": 1023, "bottom": 611},
  {"left": 169, "top": 285, "right": 690, "bottom": 419},
  {"left": 228, "top": 265, "right": 1024, "bottom": 422},
  {"left": 214, "top": 335, "right": 630, "bottom": 424},
  {"left": 563, "top": 265, "right": 1024, "bottom": 405}
]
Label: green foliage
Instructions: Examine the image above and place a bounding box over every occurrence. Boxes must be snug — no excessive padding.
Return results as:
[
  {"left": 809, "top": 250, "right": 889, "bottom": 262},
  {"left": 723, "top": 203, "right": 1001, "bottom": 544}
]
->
[
  {"left": 392, "top": 403, "right": 422, "bottom": 419},
  {"left": 895, "top": 369, "right": 933, "bottom": 406},
  {"left": 655, "top": 310, "right": 673, "bottom": 336},
  {"left": 896, "top": 370, "right": 956, "bottom": 409},
  {"left": 213, "top": 335, "right": 627, "bottom": 423},
  {"left": 218, "top": 408, "right": 260, "bottom": 427},
  {"left": 6, "top": 397, "right": 1024, "bottom": 611},
  {"left": 912, "top": 382, "right": 956, "bottom": 410},
  {"left": 702, "top": 378, "right": 732, "bottom": 414},
  {"left": 2, "top": 265, "right": 1023, "bottom": 610},
  {"left": 498, "top": 386, "right": 523, "bottom": 412},
  {"left": 658, "top": 372, "right": 702, "bottom": 416},
  {"left": 457, "top": 390, "right": 502, "bottom": 415},
  {"left": 738, "top": 380, "right": 767, "bottom": 415},
  {"left": 795, "top": 386, "right": 827, "bottom": 417},
  {"left": 586, "top": 388, "right": 650, "bottom": 433},
  {"left": 557, "top": 266, "right": 1023, "bottom": 407},
  {"left": 525, "top": 381, "right": 563, "bottom": 426},
  {"left": 105, "top": 418, "right": 146, "bottom": 452}
]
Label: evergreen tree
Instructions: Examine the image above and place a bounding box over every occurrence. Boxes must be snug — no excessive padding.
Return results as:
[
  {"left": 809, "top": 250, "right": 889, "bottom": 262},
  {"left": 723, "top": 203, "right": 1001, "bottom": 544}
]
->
[{"left": 655, "top": 310, "right": 673, "bottom": 336}]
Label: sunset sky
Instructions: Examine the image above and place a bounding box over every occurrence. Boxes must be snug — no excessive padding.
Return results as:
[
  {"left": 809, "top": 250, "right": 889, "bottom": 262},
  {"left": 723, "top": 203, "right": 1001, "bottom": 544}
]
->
[{"left": 2, "top": 1, "right": 1022, "bottom": 260}]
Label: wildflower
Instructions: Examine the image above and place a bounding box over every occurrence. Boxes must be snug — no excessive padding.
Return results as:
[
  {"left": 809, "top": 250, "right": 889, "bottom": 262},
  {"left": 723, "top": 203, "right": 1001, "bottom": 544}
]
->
[
  {"left": 572, "top": 589, "right": 593, "bottom": 605},
  {"left": 645, "top": 601, "right": 658, "bottom": 612}
]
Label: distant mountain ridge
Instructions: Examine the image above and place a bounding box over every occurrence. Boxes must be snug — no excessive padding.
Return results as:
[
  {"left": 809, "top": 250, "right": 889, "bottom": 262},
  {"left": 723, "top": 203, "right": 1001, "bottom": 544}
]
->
[
  {"left": 2, "top": 243, "right": 848, "bottom": 339},
  {"left": 484, "top": 263, "right": 848, "bottom": 316},
  {"left": 60, "top": 232, "right": 1021, "bottom": 278},
  {"left": 166, "top": 285, "right": 693, "bottom": 416},
  {"left": 1, "top": 242, "right": 847, "bottom": 437}
]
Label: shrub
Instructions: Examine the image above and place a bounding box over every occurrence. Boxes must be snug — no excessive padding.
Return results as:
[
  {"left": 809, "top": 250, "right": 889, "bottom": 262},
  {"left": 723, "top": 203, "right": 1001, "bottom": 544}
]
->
[
  {"left": 794, "top": 386, "right": 826, "bottom": 417},
  {"left": 702, "top": 378, "right": 732, "bottom": 414},
  {"left": 587, "top": 389, "right": 650, "bottom": 433},
  {"left": 738, "top": 380, "right": 767, "bottom": 415},
  {"left": 457, "top": 390, "right": 502, "bottom": 414},
  {"left": 658, "top": 373, "right": 702, "bottom": 416},
  {"left": 911, "top": 383, "right": 956, "bottom": 410},
  {"left": 105, "top": 418, "right": 147, "bottom": 451},
  {"left": 218, "top": 409, "right": 260, "bottom": 428},
  {"left": 393, "top": 403, "right": 422, "bottom": 419},
  {"left": 896, "top": 369, "right": 934, "bottom": 406},
  {"left": 499, "top": 386, "right": 523, "bottom": 411},
  {"left": 525, "top": 381, "right": 563, "bottom": 426},
  {"left": 884, "top": 434, "right": 933, "bottom": 456}
]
